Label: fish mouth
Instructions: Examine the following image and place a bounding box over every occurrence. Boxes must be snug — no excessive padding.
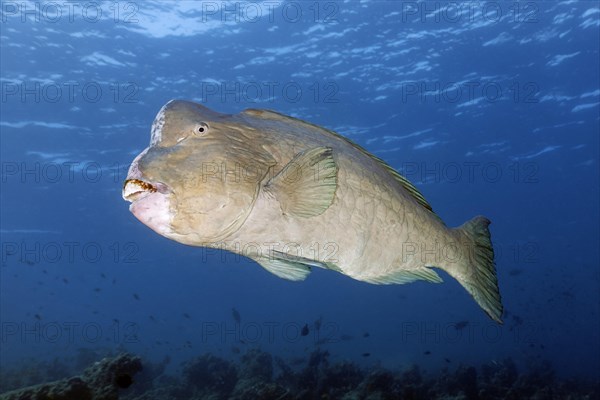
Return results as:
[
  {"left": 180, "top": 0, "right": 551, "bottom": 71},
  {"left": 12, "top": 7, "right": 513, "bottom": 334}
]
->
[{"left": 122, "top": 179, "right": 169, "bottom": 202}]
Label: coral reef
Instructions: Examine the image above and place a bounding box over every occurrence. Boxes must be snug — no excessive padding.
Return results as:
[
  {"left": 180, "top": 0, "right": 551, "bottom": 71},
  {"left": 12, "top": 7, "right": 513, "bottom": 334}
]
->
[
  {"left": 1, "top": 350, "right": 598, "bottom": 400},
  {"left": 0, "top": 357, "right": 72, "bottom": 393},
  {"left": 0, "top": 353, "right": 142, "bottom": 400},
  {"left": 126, "top": 349, "right": 599, "bottom": 400}
]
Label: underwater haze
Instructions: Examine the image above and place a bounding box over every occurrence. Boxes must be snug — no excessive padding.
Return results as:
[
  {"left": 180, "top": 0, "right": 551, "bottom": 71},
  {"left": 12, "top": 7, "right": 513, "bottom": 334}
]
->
[{"left": 1, "top": 1, "right": 599, "bottom": 399}]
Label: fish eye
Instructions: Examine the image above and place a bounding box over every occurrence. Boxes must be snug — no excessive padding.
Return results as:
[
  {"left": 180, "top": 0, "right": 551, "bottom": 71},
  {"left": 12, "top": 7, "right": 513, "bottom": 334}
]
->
[{"left": 194, "top": 122, "right": 209, "bottom": 136}]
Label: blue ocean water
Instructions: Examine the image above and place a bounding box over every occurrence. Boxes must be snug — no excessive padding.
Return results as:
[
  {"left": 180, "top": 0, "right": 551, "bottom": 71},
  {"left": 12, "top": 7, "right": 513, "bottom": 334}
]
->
[{"left": 1, "top": 1, "right": 599, "bottom": 397}]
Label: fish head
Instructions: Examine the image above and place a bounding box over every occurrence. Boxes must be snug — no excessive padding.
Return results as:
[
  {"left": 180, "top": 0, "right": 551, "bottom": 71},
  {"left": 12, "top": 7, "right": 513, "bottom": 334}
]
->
[{"left": 123, "top": 100, "right": 275, "bottom": 245}]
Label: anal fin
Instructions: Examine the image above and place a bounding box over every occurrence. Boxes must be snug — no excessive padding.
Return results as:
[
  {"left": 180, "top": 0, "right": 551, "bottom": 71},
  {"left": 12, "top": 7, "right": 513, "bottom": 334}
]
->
[{"left": 363, "top": 267, "right": 443, "bottom": 285}]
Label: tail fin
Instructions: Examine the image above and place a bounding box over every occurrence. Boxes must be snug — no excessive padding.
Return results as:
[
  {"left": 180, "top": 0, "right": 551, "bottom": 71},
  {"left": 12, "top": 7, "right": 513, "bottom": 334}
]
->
[{"left": 450, "top": 216, "right": 503, "bottom": 323}]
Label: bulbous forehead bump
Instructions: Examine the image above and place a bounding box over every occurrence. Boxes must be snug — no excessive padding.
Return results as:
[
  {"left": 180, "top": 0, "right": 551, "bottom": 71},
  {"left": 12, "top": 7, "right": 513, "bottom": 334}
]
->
[
  {"left": 150, "top": 100, "right": 228, "bottom": 147},
  {"left": 150, "top": 103, "right": 168, "bottom": 146}
]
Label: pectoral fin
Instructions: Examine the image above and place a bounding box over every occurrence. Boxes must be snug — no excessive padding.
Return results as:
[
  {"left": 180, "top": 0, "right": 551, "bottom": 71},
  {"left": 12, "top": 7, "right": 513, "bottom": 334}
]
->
[
  {"left": 265, "top": 147, "right": 337, "bottom": 218},
  {"left": 256, "top": 257, "right": 312, "bottom": 281}
]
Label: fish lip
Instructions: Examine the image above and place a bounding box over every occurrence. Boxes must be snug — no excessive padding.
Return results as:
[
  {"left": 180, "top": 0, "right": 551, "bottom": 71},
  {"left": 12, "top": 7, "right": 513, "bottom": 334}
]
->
[{"left": 122, "top": 179, "right": 170, "bottom": 202}]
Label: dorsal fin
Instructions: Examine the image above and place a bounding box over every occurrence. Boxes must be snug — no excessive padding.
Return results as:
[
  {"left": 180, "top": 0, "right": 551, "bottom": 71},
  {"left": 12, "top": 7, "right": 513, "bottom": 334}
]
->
[
  {"left": 243, "top": 108, "right": 436, "bottom": 214},
  {"left": 368, "top": 153, "right": 434, "bottom": 212}
]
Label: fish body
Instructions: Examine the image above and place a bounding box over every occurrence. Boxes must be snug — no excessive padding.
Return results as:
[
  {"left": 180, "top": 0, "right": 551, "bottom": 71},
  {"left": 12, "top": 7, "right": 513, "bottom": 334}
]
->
[{"left": 123, "top": 100, "right": 503, "bottom": 323}]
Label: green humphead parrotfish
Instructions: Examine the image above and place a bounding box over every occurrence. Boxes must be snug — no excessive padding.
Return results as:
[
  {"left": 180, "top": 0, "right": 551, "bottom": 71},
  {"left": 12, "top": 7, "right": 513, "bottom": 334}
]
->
[{"left": 123, "top": 100, "right": 503, "bottom": 323}]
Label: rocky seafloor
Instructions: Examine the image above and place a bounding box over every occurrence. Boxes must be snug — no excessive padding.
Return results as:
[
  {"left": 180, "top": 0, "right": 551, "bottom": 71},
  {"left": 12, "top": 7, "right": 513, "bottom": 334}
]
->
[{"left": 0, "top": 348, "right": 598, "bottom": 400}]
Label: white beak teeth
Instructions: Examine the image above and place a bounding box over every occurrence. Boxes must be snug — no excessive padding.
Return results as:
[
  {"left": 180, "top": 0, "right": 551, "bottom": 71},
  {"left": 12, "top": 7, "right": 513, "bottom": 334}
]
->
[{"left": 123, "top": 179, "right": 155, "bottom": 202}]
